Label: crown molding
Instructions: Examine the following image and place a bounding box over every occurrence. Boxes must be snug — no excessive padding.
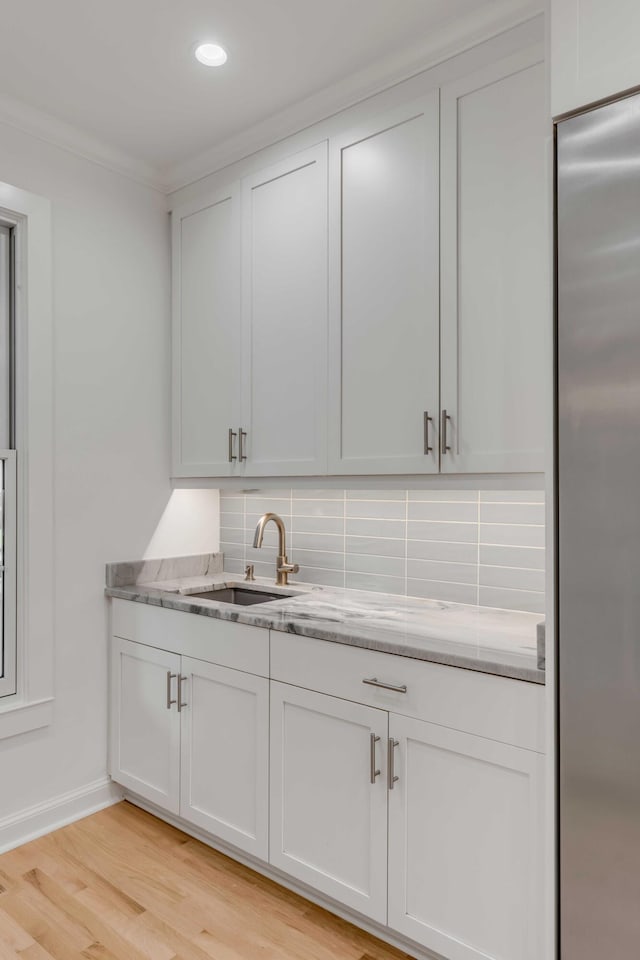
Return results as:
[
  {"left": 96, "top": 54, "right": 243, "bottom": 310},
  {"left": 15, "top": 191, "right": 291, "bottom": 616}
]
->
[
  {"left": 165, "top": 1, "right": 543, "bottom": 193},
  {"left": 0, "top": 1, "right": 543, "bottom": 196},
  {"left": 0, "top": 93, "right": 166, "bottom": 192}
]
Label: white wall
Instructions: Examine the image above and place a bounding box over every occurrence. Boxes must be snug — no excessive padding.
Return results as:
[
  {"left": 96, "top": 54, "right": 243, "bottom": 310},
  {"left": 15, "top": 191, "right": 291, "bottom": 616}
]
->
[{"left": 0, "top": 123, "right": 174, "bottom": 821}]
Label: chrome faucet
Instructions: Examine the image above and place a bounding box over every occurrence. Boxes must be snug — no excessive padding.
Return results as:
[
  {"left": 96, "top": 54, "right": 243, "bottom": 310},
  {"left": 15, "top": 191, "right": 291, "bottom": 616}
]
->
[{"left": 252, "top": 512, "right": 299, "bottom": 586}]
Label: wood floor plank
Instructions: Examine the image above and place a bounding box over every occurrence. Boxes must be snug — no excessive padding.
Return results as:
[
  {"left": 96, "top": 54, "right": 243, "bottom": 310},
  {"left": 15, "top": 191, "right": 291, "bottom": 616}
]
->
[{"left": 0, "top": 802, "right": 413, "bottom": 960}]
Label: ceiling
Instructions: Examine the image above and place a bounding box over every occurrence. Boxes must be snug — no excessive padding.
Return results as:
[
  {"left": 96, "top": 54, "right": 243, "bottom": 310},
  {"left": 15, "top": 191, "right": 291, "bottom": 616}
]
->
[{"left": 0, "top": 0, "right": 534, "bottom": 189}]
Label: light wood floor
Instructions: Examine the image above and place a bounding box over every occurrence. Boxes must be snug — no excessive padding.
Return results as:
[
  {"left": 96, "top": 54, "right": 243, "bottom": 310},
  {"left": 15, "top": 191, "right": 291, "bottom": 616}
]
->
[{"left": 0, "top": 800, "right": 413, "bottom": 960}]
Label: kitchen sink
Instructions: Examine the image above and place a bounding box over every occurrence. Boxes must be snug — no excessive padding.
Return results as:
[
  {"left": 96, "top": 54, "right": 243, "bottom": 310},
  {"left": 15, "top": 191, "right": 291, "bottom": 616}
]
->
[{"left": 186, "top": 586, "right": 294, "bottom": 606}]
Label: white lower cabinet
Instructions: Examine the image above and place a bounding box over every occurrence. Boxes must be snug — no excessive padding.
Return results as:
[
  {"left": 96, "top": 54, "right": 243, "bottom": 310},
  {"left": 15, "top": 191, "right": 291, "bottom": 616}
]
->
[
  {"left": 387, "top": 713, "right": 543, "bottom": 960},
  {"left": 110, "top": 628, "right": 269, "bottom": 860},
  {"left": 110, "top": 637, "right": 181, "bottom": 813},
  {"left": 180, "top": 657, "right": 269, "bottom": 859},
  {"left": 269, "top": 681, "right": 389, "bottom": 923},
  {"left": 110, "top": 605, "right": 545, "bottom": 960}
]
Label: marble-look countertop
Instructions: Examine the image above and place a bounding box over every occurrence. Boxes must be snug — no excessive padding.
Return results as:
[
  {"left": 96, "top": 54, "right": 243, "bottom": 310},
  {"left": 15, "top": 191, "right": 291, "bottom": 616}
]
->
[{"left": 105, "top": 562, "right": 544, "bottom": 684}]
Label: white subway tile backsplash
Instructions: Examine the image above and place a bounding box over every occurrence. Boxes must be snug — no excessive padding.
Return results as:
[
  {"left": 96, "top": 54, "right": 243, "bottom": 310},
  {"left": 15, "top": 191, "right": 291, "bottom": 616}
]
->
[
  {"left": 292, "top": 499, "right": 345, "bottom": 518},
  {"left": 345, "top": 499, "right": 406, "bottom": 520},
  {"left": 295, "top": 567, "right": 345, "bottom": 587},
  {"left": 220, "top": 511, "right": 244, "bottom": 528},
  {"left": 292, "top": 548, "right": 345, "bottom": 571},
  {"left": 246, "top": 497, "right": 291, "bottom": 517},
  {"left": 345, "top": 572, "right": 405, "bottom": 595},
  {"left": 408, "top": 489, "right": 479, "bottom": 502},
  {"left": 346, "top": 553, "right": 405, "bottom": 578},
  {"left": 292, "top": 532, "right": 345, "bottom": 553},
  {"left": 346, "top": 489, "right": 406, "bottom": 500},
  {"left": 407, "top": 579, "right": 478, "bottom": 605},
  {"left": 345, "top": 517, "right": 406, "bottom": 539},
  {"left": 479, "top": 544, "right": 545, "bottom": 570},
  {"left": 345, "top": 536, "right": 405, "bottom": 558},
  {"left": 479, "top": 502, "right": 546, "bottom": 526},
  {"left": 480, "top": 523, "right": 545, "bottom": 548},
  {"left": 219, "top": 487, "right": 545, "bottom": 615},
  {"left": 407, "top": 521, "right": 478, "bottom": 544},
  {"left": 408, "top": 500, "right": 478, "bottom": 523},
  {"left": 479, "top": 565, "right": 546, "bottom": 592},
  {"left": 407, "top": 539, "right": 478, "bottom": 564},
  {"left": 292, "top": 515, "right": 344, "bottom": 535},
  {"left": 407, "top": 558, "right": 477, "bottom": 585}
]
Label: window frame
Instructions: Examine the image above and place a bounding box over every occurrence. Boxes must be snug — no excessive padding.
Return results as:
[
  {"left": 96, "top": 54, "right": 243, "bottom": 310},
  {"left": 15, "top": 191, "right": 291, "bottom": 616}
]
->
[
  {"left": 0, "top": 450, "right": 17, "bottom": 697},
  {"left": 0, "top": 181, "right": 54, "bottom": 738}
]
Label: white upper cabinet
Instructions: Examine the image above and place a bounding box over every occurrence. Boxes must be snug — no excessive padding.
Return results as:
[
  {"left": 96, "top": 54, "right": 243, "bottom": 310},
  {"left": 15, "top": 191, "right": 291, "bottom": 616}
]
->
[
  {"left": 440, "top": 50, "right": 548, "bottom": 474},
  {"left": 552, "top": 0, "right": 640, "bottom": 118},
  {"left": 241, "top": 144, "right": 329, "bottom": 476},
  {"left": 170, "top": 41, "right": 549, "bottom": 481},
  {"left": 328, "top": 96, "right": 440, "bottom": 474},
  {"left": 172, "top": 185, "right": 242, "bottom": 477}
]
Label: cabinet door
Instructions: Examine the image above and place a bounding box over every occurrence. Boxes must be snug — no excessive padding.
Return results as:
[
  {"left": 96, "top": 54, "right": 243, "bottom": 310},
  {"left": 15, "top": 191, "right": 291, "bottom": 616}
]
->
[
  {"left": 329, "top": 96, "right": 440, "bottom": 474},
  {"left": 440, "top": 49, "right": 548, "bottom": 474},
  {"left": 241, "top": 144, "right": 328, "bottom": 476},
  {"left": 270, "top": 681, "right": 388, "bottom": 922},
  {"left": 172, "top": 185, "right": 242, "bottom": 477},
  {"left": 180, "top": 657, "right": 269, "bottom": 860},
  {"left": 109, "top": 638, "right": 181, "bottom": 813},
  {"left": 388, "top": 713, "right": 543, "bottom": 960},
  {"left": 552, "top": 0, "right": 640, "bottom": 118}
]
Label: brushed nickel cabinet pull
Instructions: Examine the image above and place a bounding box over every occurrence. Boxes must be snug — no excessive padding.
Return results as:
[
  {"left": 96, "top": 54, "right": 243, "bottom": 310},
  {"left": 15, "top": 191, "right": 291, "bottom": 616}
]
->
[
  {"left": 423, "top": 411, "right": 433, "bottom": 455},
  {"left": 177, "top": 675, "right": 188, "bottom": 712},
  {"left": 441, "top": 409, "right": 452, "bottom": 455},
  {"left": 388, "top": 738, "right": 399, "bottom": 790},
  {"left": 166, "top": 671, "right": 177, "bottom": 710},
  {"left": 228, "top": 428, "right": 237, "bottom": 463},
  {"left": 370, "top": 733, "right": 381, "bottom": 784},
  {"left": 238, "top": 428, "right": 248, "bottom": 463},
  {"left": 363, "top": 677, "right": 407, "bottom": 694}
]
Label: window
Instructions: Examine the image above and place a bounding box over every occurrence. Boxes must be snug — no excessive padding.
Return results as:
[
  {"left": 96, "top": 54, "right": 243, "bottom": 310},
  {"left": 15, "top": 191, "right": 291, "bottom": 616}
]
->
[{"left": 0, "top": 223, "right": 16, "bottom": 697}]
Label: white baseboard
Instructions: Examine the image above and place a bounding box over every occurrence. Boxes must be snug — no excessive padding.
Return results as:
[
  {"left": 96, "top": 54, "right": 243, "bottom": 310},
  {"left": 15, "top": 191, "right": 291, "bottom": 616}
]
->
[{"left": 0, "top": 776, "right": 124, "bottom": 854}]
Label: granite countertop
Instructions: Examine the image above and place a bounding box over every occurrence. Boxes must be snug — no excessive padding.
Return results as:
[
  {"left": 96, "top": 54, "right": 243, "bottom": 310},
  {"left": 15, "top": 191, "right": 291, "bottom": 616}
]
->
[{"left": 106, "top": 554, "right": 545, "bottom": 685}]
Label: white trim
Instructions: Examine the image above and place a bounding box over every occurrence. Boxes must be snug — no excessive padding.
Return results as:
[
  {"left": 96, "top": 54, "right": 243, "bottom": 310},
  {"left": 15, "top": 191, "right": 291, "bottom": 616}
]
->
[
  {"left": 0, "top": 5, "right": 541, "bottom": 196},
  {"left": 166, "top": 3, "right": 543, "bottom": 192},
  {"left": 125, "top": 791, "right": 441, "bottom": 960},
  {"left": 0, "top": 776, "right": 123, "bottom": 854},
  {"left": 0, "top": 450, "right": 17, "bottom": 696},
  {"left": 0, "top": 182, "right": 54, "bottom": 738},
  {"left": 0, "top": 93, "right": 165, "bottom": 193}
]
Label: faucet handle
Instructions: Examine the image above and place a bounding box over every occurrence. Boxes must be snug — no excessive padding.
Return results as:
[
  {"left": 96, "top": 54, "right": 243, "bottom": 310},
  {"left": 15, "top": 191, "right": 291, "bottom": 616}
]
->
[
  {"left": 278, "top": 561, "right": 299, "bottom": 576},
  {"left": 244, "top": 564, "right": 255, "bottom": 582}
]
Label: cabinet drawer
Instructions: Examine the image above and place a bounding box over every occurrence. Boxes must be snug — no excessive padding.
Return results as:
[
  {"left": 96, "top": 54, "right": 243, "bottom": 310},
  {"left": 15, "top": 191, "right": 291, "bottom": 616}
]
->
[
  {"left": 270, "top": 633, "right": 544, "bottom": 753},
  {"left": 111, "top": 599, "right": 269, "bottom": 677}
]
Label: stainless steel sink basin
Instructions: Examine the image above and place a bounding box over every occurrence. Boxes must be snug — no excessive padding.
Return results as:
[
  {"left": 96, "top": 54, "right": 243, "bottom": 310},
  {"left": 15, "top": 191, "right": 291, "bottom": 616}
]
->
[{"left": 187, "top": 587, "right": 294, "bottom": 606}]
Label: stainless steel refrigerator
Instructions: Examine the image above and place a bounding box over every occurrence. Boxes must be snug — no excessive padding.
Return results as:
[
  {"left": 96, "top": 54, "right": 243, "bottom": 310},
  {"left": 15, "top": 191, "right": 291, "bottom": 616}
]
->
[{"left": 557, "top": 91, "right": 640, "bottom": 958}]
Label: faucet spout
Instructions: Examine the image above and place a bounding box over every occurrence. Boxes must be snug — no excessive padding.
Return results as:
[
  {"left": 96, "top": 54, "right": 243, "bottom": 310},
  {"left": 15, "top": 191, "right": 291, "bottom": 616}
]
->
[{"left": 252, "top": 512, "right": 299, "bottom": 586}]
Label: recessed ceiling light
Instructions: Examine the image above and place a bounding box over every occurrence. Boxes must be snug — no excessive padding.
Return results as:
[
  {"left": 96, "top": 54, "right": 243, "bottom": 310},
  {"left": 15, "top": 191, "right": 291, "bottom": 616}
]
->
[{"left": 194, "top": 43, "right": 228, "bottom": 67}]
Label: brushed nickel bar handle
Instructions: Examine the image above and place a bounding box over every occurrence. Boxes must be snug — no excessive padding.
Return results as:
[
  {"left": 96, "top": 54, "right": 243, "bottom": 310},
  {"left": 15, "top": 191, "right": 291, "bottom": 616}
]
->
[
  {"left": 177, "top": 675, "right": 188, "bottom": 712},
  {"left": 423, "top": 411, "right": 433, "bottom": 454},
  {"left": 388, "top": 738, "right": 399, "bottom": 790},
  {"left": 363, "top": 677, "right": 407, "bottom": 694},
  {"left": 370, "top": 733, "right": 381, "bottom": 784},
  {"left": 441, "top": 409, "right": 452, "bottom": 455},
  {"left": 166, "top": 671, "right": 177, "bottom": 710},
  {"left": 228, "top": 428, "right": 237, "bottom": 463},
  {"left": 238, "top": 427, "right": 247, "bottom": 463}
]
